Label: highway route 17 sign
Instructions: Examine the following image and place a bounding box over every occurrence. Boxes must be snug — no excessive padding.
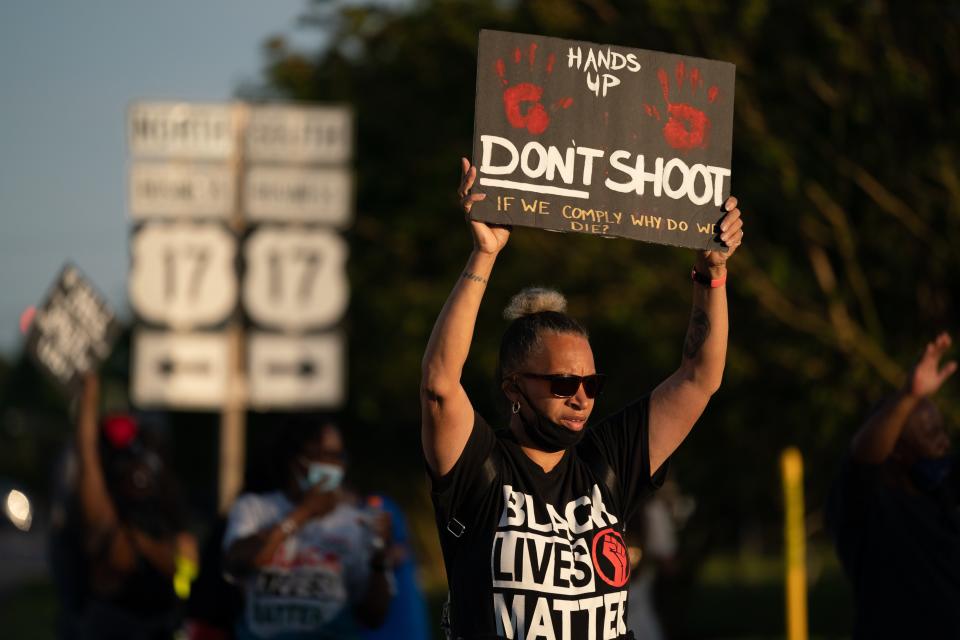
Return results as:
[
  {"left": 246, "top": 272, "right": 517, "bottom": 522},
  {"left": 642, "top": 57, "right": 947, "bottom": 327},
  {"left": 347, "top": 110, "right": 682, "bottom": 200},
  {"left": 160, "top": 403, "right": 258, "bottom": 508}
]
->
[
  {"left": 129, "top": 222, "right": 238, "bottom": 329},
  {"left": 242, "top": 226, "right": 349, "bottom": 331}
]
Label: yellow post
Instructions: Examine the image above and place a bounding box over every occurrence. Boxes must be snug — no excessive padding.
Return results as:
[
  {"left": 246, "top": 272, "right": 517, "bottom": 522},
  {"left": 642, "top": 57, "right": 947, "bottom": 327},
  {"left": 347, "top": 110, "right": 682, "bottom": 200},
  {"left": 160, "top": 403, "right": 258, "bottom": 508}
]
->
[{"left": 781, "top": 447, "right": 808, "bottom": 640}]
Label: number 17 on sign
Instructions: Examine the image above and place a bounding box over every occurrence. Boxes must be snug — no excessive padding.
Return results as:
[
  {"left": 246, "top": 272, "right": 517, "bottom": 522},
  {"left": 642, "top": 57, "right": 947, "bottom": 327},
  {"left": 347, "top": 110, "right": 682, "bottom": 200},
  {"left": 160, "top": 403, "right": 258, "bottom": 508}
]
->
[
  {"left": 243, "top": 227, "right": 349, "bottom": 331},
  {"left": 129, "top": 223, "right": 238, "bottom": 329}
]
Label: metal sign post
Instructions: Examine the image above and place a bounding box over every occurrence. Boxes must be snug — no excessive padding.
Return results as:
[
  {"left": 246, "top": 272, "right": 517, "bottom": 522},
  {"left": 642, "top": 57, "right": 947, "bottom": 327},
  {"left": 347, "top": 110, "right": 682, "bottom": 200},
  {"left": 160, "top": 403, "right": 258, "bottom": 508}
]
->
[
  {"left": 219, "top": 320, "right": 247, "bottom": 514},
  {"left": 218, "top": 104, "right": 249, "bottom": 515}
]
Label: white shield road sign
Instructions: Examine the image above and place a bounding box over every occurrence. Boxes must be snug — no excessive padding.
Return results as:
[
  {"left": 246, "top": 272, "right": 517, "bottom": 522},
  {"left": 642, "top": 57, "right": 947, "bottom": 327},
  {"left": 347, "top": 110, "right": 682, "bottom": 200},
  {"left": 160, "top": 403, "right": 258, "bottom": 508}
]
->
[
  {"left": 129, "top": 162, "right": 235, "bottom": 220},
  {"left": 132, "top": 330, "right": 230, "bottom": 409},
  {"left": 129, "top": 222, "right": 238, "bottom": 329},
  {"left": 128, "top": 102, "right": 238, "bottom": 159},
  {"left": 247, "top": 332, "right": 345, "bottom": 409},
  {"left": 245, "top": 166, "right": 353, "bottom": 226},
  {"left": 246, "top": 105, "right": 353, "bottom": 164},
  {"left": 242, "top": 227, "right": 348, "bottom": 331}
]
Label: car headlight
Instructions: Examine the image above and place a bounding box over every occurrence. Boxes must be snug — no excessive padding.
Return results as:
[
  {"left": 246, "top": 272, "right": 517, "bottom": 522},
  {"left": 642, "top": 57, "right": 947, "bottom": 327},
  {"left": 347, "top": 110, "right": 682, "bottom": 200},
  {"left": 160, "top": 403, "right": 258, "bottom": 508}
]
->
[{"left": 4, "top": 489, "right": 32, "bottom": 532}]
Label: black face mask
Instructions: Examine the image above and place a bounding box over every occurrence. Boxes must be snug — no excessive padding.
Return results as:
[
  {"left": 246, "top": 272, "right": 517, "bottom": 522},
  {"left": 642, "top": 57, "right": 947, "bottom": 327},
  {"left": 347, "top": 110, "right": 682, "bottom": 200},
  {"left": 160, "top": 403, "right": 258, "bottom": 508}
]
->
[{"left": 516, "top": 389, "right": 585, "bottom": 452}]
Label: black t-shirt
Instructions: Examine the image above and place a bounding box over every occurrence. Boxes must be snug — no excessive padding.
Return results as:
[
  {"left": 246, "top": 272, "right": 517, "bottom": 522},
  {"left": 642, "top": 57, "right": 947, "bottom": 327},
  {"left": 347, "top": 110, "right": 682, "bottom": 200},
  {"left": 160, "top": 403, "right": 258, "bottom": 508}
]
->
[
  {"left": 431, "top": 396, "right": 667, "bottom": 640},
  {"left": 827, "top": 454, "right": 960, "bottom": 639}
]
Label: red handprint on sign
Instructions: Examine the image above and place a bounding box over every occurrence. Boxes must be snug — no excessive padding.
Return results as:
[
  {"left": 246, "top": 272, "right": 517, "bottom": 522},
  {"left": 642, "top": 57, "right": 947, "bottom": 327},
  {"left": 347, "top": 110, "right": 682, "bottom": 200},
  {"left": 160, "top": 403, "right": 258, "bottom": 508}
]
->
[
  {"left": 643, "top": 60, "right": 720, "bottom": 151},
  {"left": 495, "top": 43, "right": 573, "bottom": 135}
]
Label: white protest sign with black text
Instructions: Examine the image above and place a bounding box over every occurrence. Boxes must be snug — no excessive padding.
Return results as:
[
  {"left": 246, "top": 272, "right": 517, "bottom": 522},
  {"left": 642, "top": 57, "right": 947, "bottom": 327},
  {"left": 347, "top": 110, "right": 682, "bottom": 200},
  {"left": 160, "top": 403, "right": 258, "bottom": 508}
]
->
[
  {"left": 26, "top": 265, "right": 121, "bottom": 394},
  {"left": 129, "top": 222, "right": 237, "bottom": 329}
]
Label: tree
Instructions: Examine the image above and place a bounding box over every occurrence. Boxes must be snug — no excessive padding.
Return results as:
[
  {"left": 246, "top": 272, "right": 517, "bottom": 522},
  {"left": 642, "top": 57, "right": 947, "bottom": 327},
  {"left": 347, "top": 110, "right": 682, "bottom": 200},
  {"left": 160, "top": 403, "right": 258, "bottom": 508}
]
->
[{"left": 247, "top": 0, "right": 959, "bottom": 607}]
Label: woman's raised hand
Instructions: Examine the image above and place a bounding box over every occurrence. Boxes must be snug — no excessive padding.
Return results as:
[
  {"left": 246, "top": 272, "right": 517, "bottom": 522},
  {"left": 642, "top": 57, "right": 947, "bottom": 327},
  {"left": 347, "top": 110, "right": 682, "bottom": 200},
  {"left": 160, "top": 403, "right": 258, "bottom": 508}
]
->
[
  {"left": 459, "top": 157, "right": 510, "bottom": 255},
  {"left": 908, "top": 333, "right": 957, "bottom": 398},
  {"left": 698, "top": 195, "right": 743, "bottom": 269}
]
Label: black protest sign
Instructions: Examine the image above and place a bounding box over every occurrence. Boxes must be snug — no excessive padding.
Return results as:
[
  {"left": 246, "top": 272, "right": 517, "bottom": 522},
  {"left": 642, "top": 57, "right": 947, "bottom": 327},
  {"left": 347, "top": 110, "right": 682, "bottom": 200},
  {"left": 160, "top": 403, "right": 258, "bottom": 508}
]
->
[
  {"left": 470, "top": 30, "right": 736, "bottom": 250},
  {"left": 26, "top": 264, "right": 121, "bottom": 394}
]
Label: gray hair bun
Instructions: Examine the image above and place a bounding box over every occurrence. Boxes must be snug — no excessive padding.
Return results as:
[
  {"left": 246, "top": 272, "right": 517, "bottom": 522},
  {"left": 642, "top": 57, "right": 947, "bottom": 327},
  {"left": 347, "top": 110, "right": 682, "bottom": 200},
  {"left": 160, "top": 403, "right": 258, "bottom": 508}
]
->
[{"left": 503, "top": 287, "right": 567, "bottom": 320}]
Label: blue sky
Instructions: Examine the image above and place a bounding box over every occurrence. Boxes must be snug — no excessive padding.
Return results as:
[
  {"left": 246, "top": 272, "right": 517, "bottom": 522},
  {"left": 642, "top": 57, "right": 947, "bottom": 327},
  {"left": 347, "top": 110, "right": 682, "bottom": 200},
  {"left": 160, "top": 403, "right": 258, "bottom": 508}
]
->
[{"left": 0, "top": 1, "right": 318, "bottom": 355}]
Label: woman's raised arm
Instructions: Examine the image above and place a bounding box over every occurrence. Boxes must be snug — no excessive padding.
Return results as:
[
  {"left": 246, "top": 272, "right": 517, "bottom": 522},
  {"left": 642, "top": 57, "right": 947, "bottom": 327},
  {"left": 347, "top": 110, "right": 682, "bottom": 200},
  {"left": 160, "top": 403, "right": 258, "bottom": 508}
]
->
[
  {"left": 649, "top": 197, "right": 743, "bottom": 475},
  {"left": 420, "top": 158, "right": 510, "bottom": 476}
]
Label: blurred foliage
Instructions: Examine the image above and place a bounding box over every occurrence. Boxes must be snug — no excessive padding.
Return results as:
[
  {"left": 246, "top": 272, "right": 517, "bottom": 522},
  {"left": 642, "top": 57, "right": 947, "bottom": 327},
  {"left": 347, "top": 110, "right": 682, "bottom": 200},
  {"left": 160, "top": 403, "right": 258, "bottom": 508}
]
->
[
  {"left": 246, "top": 0, "right": 958, "bottom": 557},
  {"left": 0, "top": 350, "right": 72, "bottom": 503}
]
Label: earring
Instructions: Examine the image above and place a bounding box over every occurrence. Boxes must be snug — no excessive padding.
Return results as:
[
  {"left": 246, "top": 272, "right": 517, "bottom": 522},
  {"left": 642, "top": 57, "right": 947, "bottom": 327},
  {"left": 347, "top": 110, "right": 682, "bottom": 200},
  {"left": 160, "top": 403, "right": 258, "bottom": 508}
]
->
[{"left": 511, "top": 400, "right": 521, "bottom": 414}]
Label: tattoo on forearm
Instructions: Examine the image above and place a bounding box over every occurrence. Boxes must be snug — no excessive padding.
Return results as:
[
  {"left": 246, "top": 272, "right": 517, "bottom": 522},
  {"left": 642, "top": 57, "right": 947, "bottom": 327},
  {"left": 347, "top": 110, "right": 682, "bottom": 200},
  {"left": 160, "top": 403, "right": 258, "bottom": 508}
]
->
[
  {"left": 683, "top": 306, "right": 711, "bottom": 360},
  {"left": 462, "top": 271, "right": 488, "bottom": 285}
]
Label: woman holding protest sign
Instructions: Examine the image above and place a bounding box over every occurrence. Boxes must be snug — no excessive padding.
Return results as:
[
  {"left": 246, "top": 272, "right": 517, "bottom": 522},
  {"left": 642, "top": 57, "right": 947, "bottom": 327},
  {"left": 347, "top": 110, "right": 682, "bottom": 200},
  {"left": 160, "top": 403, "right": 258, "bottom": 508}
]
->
[
  {"left": 420, "top": 158, "right": 743, "bottom": 639},
  {"left": 50, "top": 373, "right": 196, "bottom": 640}
]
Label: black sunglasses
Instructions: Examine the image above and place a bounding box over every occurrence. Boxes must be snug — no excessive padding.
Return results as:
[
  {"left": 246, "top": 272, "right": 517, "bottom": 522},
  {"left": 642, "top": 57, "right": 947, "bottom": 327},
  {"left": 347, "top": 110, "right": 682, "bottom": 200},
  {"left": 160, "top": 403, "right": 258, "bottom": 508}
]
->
[{"left": 519, "top": 373, "right": 607, "bottom": 399}]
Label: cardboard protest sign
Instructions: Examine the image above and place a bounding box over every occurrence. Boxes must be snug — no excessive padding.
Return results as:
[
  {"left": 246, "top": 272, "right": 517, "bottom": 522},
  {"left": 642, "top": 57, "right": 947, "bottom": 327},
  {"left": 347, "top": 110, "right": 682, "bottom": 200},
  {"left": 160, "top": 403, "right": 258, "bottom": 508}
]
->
[
  {"left": 25, "top": 264, "right": 121, "bottom": 394},
  {"left": 470, "top": 30, "right": 736, "bottom": 250}
]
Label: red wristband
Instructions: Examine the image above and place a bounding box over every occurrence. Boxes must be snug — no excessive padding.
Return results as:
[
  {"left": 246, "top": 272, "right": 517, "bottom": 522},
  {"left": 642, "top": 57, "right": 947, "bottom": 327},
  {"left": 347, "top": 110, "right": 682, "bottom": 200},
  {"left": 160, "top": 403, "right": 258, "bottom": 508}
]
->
[{"left": 691, "top": 267, "right": 727, "bottom": 288}]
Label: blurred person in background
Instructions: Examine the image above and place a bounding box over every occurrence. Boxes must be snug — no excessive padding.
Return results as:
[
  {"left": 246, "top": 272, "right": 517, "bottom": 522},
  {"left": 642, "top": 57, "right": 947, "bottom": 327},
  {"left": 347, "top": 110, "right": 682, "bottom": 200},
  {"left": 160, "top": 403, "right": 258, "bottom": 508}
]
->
[
  {"left": 222, "top": 419, "right": 392, "bottom": 639},
  {"left": 420, "top": 159, "right": 743, "bottom": 639},
  {"left": 182, "top": 514, "right": 243, "bottom": 640},
  {"left": 359, "top": 494, "right": 430, "bottom": 640},
  {"left": 828, "top": 332, "right": 959, "bottom": 638},
  {"left": 624, "top": 492, "right": 680, "bottom": 640},
  {"left": 50, "top": 373, "right": 196, "bottom": 639}
]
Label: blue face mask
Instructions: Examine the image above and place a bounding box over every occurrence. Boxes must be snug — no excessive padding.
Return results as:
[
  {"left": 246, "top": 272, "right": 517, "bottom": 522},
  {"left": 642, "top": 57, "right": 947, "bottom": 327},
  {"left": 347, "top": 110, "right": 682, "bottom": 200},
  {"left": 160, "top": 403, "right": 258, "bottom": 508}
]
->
[{"left": 298, "top": 462, "right": 344, "bottom": 492}]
